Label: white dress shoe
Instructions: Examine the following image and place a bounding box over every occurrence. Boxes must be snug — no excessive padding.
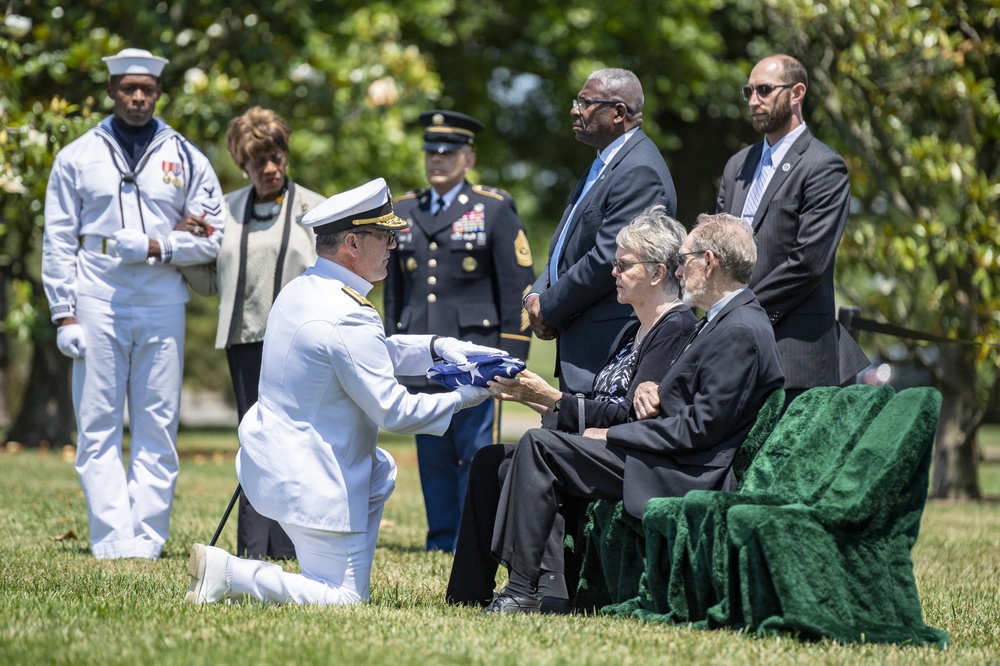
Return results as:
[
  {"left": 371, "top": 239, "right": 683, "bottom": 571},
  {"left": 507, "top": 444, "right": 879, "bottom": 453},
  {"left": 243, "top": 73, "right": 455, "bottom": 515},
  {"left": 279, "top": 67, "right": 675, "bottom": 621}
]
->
[{"left": 185, "top": 543, "right": 231, "bottom": 604}]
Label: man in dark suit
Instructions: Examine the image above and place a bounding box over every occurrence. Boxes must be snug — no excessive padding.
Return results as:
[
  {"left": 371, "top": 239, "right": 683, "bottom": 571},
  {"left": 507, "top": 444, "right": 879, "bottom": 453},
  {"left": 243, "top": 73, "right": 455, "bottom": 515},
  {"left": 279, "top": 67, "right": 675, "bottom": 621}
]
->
[
  {"left": 525, "top": 68, "right": 676, "bottom": 394},
  {"left": 484, "top": 213, "right": 784, "bottom": 615},
  {"left": 717, "top": 54, "right": 868, "bottom": 408},
  {"left": 384, "top": 110, "right": 535, "bottom": 552}
]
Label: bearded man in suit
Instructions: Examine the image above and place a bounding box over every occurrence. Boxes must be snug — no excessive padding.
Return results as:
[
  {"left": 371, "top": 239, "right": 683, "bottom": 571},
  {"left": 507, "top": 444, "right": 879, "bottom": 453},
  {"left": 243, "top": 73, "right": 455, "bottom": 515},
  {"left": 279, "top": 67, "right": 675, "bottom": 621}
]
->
[{"left": 717, "top": 54, "right": 867, "bottom": 409}]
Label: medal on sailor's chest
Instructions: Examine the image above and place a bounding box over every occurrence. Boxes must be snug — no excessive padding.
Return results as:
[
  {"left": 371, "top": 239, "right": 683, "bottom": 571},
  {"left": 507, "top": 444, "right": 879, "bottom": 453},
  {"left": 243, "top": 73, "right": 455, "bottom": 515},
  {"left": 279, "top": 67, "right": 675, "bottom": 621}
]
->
[{"left": 162, "top": 161, "right": 183, "bottom": 187}]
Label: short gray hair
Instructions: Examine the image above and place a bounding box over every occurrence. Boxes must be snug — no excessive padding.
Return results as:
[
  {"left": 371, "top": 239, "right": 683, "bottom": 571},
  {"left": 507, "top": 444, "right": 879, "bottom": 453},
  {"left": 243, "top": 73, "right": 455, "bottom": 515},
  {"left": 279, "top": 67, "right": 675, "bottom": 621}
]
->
[
  {"left": 315, "top": 229, "right": 351, "bottom": 255},
  {"left": 616, "top": 204, "right": 686, "bottom": 292},
  {"left": 688, "top": 213, "right": 757, "bottom": 284},
  {"left": 588, "top": 68, "right": 644, "bottom": 117}
]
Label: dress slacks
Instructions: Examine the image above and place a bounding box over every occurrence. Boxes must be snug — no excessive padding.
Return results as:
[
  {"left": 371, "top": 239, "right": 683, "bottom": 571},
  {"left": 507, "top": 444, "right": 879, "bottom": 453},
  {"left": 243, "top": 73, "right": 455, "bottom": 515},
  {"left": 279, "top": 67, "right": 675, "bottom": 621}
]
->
[
  {"left": 73, "top": 295, "right": 185, "bottom": 559},
  {"left": 228, "top": 447, "right": 396, "bottom": 604},
  {"left": 492, "top": 428, "right": 628, "bottom": 586}
]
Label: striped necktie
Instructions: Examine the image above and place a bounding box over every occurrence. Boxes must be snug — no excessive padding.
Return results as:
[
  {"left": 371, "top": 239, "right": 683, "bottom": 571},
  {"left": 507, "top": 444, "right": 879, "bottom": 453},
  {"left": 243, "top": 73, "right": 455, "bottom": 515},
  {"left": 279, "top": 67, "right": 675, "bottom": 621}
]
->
[{"left": 741, "top": 146, "right": 773, "bottom": 223}]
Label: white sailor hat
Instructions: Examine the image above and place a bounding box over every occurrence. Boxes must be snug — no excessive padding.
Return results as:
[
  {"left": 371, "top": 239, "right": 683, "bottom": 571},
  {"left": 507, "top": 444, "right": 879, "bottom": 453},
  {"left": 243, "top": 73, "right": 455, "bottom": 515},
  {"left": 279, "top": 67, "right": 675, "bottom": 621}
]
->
[
  {"left": 301, "top": 178, "right": 409, "bottom": 235},
  {"left": 102, "top": 48, "right": 169, "bottom": 77}
]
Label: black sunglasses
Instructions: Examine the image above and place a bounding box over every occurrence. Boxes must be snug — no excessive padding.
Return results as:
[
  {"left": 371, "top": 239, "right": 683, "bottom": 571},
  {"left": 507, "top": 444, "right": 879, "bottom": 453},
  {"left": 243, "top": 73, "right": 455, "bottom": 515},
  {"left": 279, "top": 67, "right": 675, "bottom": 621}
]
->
[{"left": 740, "top": 83, "right": 794, "bottom": 101}]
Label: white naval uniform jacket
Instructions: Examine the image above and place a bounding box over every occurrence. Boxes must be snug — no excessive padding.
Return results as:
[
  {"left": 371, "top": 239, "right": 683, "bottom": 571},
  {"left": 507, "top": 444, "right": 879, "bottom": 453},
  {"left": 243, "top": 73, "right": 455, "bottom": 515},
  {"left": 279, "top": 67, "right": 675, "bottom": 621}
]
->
[
  {"left": 42, "top": 117, "right": 224, "bottom": 320},
  {"left": 236, "top": 258, "right": 465, "bottom": 533}
]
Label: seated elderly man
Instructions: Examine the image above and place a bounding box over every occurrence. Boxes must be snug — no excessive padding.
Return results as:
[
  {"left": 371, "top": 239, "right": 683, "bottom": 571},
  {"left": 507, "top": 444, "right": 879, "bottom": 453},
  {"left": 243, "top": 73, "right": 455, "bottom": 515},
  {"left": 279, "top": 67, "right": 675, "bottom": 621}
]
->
[
  {"left": 484, "top": 212, "right": 784, "bottom": 615},
  {"left": 185, "top": 178, "right": 494, "bottom": 606}
]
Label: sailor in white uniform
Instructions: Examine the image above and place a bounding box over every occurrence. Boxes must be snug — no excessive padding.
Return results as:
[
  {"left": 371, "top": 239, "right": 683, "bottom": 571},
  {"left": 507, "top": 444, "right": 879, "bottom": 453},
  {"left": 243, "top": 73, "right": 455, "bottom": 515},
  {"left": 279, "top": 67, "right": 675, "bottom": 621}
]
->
[
  {"left": 42, "top": 48, "right": 224, "bottom": 559},
  {"left": 185, "top": 178, "right": 496, "bottom": 605}
]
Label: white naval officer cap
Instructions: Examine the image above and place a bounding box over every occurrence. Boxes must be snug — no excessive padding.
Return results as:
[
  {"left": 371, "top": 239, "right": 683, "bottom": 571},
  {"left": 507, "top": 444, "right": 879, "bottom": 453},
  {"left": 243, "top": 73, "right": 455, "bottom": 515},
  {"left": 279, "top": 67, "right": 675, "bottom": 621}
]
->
[
  {"left": 102, "top": 48, "right": 169, "bottom": 77},
  {"left": 301, "top": 177, "right": 409, "bottom": 236}
]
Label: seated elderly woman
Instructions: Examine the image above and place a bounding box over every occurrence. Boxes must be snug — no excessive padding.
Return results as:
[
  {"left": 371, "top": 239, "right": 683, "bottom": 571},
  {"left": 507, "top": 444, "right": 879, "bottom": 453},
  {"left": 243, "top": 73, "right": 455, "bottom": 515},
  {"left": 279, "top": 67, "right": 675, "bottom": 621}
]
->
[{"left": 445, "top": 204, "right": 696, "bottom": 608}]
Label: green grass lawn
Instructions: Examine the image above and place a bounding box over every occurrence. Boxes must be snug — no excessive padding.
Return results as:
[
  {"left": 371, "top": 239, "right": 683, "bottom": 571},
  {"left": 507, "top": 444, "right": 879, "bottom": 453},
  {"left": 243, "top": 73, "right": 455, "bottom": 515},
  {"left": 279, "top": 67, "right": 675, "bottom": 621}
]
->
[{"left": 1, "top": 423, "right": 999, "bottom": 665}]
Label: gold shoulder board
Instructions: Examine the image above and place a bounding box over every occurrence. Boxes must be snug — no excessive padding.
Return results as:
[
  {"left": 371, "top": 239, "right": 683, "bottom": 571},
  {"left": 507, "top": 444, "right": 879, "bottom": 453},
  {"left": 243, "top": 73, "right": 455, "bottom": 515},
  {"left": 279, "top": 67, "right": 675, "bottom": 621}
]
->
[
  {"left": 342, "top": 285, "right": 374, "bottom": 308},
  {"left": 394, "top": 190, "right": 421, "bottom": 202},
  {"left": 472, "top": 184, "right": 507, "bottom": 201}
]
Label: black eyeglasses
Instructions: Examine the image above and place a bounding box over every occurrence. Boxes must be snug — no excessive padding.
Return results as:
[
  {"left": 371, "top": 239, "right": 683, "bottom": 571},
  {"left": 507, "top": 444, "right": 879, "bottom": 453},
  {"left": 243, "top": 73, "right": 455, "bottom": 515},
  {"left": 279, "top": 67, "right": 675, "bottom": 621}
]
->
[
  {"left": 611, "top": 259, "right": 659, "bottom": 273},
  {"left": 740, "top": 83, "right": 795, "bottom": 101},
  {"left": 572, "top": 98, "right": 628, "bottom": 112},
  {"left": 673, "top": 250, "right": 707, "bottom": 267},
  {"left": 356, "top": 229, "right": 397, "bottom": 244}
]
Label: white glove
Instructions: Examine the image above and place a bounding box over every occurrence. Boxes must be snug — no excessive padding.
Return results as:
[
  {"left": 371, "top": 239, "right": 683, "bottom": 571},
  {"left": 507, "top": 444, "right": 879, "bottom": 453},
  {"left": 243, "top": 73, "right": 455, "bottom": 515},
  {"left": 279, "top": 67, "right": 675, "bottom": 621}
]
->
[
  {"left": 56, "top": 324, "right": 87, "bottom": 359},
  {"left": 453, "top": 384, "right": 493, "bottom": 412},
  {"left": 113, "top": 228, "right": 151, "bottom": 264},
  {"left": 433, "top": 337, "right": 508, "bottom": 365}
]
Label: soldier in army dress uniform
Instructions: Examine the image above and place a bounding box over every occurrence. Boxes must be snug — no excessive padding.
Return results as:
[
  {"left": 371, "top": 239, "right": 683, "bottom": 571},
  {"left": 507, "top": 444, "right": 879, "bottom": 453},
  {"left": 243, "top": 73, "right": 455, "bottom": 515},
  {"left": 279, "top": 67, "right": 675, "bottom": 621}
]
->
[{"left": 384, "top": 110, "right": 535, "bottom": 552}]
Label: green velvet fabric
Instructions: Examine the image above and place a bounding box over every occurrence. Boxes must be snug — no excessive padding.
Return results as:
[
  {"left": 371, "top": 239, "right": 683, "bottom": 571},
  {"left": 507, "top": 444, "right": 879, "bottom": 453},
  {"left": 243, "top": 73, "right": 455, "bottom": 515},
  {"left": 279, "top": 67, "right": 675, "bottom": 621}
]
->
[
  {"left": 575, "top": 388, "right": 786, "bottom": 612},
  {"left": 625, "top": 384, "right": 894, "bottom": 626},
  {"left": 575, "top": 500, "right": 645, "bottom": 612},
  {"left": 723, "top": 387, "right": 949, "bottom": 646},
  {"left": 600, "top": 386, "right": 947, "bottom": 647}
]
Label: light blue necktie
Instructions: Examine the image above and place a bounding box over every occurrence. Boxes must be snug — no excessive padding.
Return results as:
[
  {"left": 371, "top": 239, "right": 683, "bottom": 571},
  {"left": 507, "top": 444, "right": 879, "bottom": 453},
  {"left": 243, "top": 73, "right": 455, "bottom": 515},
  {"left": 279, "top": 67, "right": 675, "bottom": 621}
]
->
[
  {"left": 741, "top": 146, "right": 773, "bottom": 223},
  {"left": 549, "top": 155, "right": 604, "bottom": 285}
]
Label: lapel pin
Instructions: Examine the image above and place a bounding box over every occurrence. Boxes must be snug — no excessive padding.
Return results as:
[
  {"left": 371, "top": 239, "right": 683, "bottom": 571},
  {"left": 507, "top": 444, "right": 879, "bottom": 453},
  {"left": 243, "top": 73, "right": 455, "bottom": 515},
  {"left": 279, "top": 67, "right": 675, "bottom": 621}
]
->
[{"left": 782, "top": 163, "right": 791, "bottom": 172}]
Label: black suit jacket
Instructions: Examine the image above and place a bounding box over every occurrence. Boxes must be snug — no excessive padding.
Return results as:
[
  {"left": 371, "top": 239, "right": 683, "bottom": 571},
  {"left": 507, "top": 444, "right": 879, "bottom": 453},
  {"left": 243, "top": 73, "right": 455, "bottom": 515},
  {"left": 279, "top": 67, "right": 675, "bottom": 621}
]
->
[
  {"left": 606, "top": 288, "right": 784, "bottom": 517},
  {"left": 544, "top": 304, "right": 696, "bottom": 433},
  {"left": 717, "top": 127, "right": 867, "bottom": 389},
  {"left": 385, "top": 181, "right": 534, "bottom": 389},
  {"left": 535, "top": 129, "right": 677, "bottom": 394}
]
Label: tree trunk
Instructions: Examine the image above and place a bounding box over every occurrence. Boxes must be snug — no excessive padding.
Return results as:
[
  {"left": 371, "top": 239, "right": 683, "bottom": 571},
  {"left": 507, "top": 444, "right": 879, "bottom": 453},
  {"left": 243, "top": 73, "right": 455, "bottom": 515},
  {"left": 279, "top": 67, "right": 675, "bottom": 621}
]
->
[
  {"left": 931, "top": 345, "right": 982, "bottom": 499},
  {"left": 0, "top": 264, "right": 9, "bottom": 430},
  {"left": 4, "top": 340, "right": 75, "bottom": 449}
]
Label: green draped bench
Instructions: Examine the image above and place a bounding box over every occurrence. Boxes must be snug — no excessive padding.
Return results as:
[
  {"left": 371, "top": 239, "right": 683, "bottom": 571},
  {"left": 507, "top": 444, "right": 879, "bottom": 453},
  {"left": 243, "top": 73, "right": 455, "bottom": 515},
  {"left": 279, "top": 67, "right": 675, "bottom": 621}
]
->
[{"left": 576, "top": 385, "right": 948, "bottom": 647}]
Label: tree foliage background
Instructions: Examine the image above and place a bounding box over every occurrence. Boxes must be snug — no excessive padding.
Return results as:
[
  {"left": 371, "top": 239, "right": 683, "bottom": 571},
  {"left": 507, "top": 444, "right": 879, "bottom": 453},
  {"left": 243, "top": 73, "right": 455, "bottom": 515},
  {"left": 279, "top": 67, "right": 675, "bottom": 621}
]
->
[{"left": 2, "top": 0, "right": 997, "bottom": 497}]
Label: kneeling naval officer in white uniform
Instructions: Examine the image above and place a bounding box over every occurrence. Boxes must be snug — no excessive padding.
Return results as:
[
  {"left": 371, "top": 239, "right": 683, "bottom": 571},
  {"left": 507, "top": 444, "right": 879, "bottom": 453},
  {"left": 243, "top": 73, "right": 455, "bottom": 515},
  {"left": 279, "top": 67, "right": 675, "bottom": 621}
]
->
[{"left": 186, "top": 178, "right": 495, "bottom": 605}]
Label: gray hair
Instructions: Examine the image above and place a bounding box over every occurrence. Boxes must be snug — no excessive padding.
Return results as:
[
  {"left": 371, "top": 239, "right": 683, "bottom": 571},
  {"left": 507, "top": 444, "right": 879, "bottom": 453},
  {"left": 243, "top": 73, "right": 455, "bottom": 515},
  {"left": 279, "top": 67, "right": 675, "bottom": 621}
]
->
[
  {"left": 689, "top": 213, "right": 757, "bottom": 284},
  {"left": 315, "top": 229, "right": 352, "bottom": 255},
  {"left": 588, "top": 68, "right": 644, "bottom": 118},
  {"left": 616, "top": 204, "right": 686, "bottom": 293}
]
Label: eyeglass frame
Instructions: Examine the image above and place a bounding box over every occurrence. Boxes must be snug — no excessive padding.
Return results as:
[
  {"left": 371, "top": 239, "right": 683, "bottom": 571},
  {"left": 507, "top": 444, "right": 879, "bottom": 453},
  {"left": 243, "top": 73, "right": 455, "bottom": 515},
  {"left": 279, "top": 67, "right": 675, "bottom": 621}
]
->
[
  {"left": 572, "top": 97, "right": 630, "bottom": 113},
  {"left": 740, "top": 83, "right": 795, "bottom": 102},
  {"left": 611, "top": 259, "right": 661, "bottom": 273},
  {"left": 673, "top": 250, "right": 708, "bottom": 268},
  {"left": 355, "top": 229, "right": 397, "bottom": 245}
]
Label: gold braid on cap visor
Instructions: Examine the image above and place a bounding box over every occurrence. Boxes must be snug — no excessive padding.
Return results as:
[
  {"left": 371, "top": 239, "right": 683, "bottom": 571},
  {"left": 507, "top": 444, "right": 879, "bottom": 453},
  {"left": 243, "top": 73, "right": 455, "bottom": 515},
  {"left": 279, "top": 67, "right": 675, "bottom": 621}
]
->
[
  {"left": 427, "top": 126, "right": 476, "bottom": 138},
  {"left": 352, "top": 211, "right": 405, "bottom": 226}
]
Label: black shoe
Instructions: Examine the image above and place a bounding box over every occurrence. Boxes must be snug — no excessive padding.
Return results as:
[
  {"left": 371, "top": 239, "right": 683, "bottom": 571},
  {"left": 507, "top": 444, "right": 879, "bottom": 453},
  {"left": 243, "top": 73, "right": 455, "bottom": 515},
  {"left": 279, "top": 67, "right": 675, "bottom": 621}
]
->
[
  {"left": 480, "top": 591, "right": 541, "bottom": 616},
  {"left": 539, "top": 596, "right": 574, "bottom": 615}
]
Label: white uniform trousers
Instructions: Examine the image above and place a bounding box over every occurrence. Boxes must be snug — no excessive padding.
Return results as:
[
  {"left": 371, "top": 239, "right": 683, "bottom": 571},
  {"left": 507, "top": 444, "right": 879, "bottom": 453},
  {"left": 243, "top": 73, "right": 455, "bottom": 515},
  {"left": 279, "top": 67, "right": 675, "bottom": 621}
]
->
[
  {"left": 73, "top": 294, "right": 185, "bottom": 559},
  {"left": 228, "top": 448, "right": 397, "bottom": 605}
]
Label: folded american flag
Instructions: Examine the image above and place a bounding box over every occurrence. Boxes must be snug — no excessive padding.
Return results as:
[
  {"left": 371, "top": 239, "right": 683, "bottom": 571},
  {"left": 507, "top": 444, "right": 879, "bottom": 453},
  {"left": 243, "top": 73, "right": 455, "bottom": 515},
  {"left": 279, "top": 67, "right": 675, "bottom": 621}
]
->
[{"left": 426, "top": 354, "right": 527, "bottom": 389}]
